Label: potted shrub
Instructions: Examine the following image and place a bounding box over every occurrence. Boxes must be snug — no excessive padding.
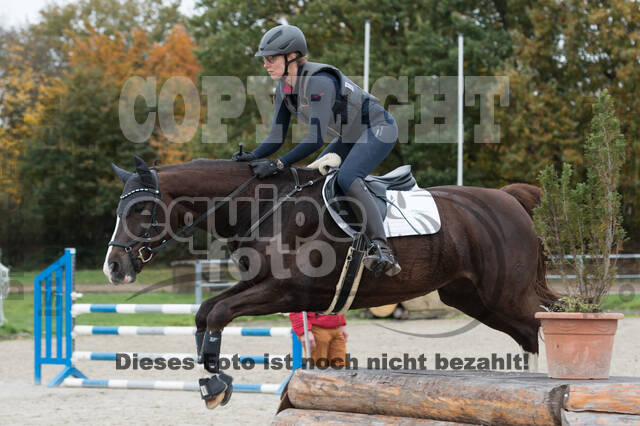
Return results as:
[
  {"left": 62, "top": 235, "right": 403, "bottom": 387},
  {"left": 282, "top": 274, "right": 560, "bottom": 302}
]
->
[{"left": 533, "top": 90, "right": 626, "bottom": 379}]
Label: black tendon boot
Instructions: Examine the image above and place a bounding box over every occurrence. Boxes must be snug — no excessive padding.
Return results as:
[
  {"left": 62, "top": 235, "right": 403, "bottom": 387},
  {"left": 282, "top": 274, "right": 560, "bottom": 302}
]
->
[
  {"left": 346, "top": 178, "right": 401, "bottom": 277},
  {"left": 195, "top": 330, "right": 205, "bottom": 364},
  {"left": 199, "top": 330, "right": 233, "bottom": 409}
]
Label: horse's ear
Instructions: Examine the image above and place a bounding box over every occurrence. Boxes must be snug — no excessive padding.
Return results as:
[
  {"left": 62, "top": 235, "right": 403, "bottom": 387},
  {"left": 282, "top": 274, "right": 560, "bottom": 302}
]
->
[
  {"left": 134, "top": 156, "right": 149, "bottom": 172},
  {"left": 112, "top": 163, "right": 134, "bottom": 183},
  {"left": 134, "top": 156, "right": 154, "bottom": 187}
]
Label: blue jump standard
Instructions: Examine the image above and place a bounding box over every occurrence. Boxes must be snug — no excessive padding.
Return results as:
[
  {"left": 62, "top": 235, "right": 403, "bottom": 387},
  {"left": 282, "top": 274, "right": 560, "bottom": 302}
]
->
[{"left": 34, "top": 248, "right": 302, "bottom": 392}]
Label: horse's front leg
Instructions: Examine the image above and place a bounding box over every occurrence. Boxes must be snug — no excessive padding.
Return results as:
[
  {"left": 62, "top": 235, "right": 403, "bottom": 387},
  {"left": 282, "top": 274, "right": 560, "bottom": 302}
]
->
[
  {"left": 194, "top": 280, "right": 253, "bottom": 362},
  {"left": 199, "top": 277, "right": 297, "bottom": 409}
]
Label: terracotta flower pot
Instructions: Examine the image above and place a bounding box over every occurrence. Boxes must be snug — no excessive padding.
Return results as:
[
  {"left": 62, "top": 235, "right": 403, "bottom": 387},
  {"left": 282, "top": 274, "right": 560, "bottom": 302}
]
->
[{"left": 535, "top": 312, "right": 624, "bottom": 379}]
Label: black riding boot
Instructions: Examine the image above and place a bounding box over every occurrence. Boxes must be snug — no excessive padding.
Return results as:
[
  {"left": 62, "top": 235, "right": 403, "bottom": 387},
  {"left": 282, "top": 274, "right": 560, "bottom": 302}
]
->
[{"left": 346, "top": 178, "right": 401, "bottom": 277}]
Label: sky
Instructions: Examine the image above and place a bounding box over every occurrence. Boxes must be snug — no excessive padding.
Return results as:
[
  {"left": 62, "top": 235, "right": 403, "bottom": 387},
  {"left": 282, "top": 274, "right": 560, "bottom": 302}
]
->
[{"left": 0, "top": 0, "right": 197, "bottom": 28}]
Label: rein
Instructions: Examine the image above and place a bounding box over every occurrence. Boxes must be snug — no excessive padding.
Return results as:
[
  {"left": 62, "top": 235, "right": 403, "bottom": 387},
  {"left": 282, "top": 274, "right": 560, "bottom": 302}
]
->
[
  {"left": 241, "top": 168, "right": 326, "bottom": 237},
  {"left": 148, "top": 174, "right": 258, "bottom": 254}
]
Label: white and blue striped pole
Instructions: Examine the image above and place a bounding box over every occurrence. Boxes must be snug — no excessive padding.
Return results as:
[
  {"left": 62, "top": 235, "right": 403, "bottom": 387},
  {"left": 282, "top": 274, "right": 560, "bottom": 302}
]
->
[
  {"left": 71, "top": 304, "right": 200, "bottom": 316},
  {"left": 71, "top": 351, "right": 288, "bottom": 364},
  {"left": 72, "top": 326, "right": 292, "bottom": 337},
  {"left": 62, "top": 378, "right": 282, "bottom": 393}
]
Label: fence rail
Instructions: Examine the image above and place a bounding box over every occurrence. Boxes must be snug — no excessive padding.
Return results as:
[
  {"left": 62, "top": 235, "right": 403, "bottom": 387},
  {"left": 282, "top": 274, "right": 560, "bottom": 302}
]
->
[
  {"left": 546, "top": 253, "right": 640, "bottom": 280},
  {"left": 171, "top": 259, "right": 237, "bottom": 304}
]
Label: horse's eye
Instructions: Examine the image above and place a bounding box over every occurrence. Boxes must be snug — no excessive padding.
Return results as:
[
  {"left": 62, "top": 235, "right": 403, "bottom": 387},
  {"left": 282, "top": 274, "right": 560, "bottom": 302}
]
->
[{"left": 133, "top": 204, "right": 145, "bottom": 214}]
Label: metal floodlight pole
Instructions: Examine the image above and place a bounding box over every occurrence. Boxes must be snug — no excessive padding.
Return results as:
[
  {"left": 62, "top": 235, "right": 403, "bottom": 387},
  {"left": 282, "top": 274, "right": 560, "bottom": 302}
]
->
[
  {"left": 457, "top": 33, "right": 464, "bottom": 186},
  {"left": 364, "top": 19, "right": 370, "bottom": 92}
]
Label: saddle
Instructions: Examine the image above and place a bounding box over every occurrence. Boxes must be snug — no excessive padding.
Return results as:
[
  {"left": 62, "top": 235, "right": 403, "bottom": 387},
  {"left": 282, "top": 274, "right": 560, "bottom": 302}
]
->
[
  {"left": 323, "top": 165, "right": 417, "bottom": 236},
  {"left": 319, "top": 165, "right": 441, "bottom": 314}
]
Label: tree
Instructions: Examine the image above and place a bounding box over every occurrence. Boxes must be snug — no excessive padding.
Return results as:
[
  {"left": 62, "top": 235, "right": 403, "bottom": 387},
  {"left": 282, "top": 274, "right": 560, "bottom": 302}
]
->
[
  {"left": 27, "top": 0, "right": 183, "bottom": 74},
  {"left": 497, "top": 0, "right": 640, "bottom": 244},
  {"left": 20, "top": 67, "right": 155, "bottom": 262},
  {"left": 534, "top": 90, "right": 626, "bottom": 311},
  {"left": 0, "top": 29, "right": 53, "bottom": 267},
  {"left": 1, "top": 1, "right": 196, "bottom": 266},
  {"left": 68, "top": 23, "right": 203, "bottom": 165},
  {"left": 0, "top": 42, "right": 48, "bottom": 198}
]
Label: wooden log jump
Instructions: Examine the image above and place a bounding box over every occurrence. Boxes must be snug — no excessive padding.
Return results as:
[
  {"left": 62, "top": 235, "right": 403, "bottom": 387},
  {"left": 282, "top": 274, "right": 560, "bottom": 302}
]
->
[
  {"left": 274, "top": 409, "right": 474, "bottom": 425},
  {"left": 272, "top": 369, "right": 640, "bottom": 425}
]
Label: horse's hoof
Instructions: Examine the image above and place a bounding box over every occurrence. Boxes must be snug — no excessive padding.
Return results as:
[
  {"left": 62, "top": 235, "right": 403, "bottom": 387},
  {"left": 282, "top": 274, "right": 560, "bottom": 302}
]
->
[
  {"left": 217, "top": 372, "right": 234, "bottom": 406},
  {"left": 205, "top": 392, "right": 225, "bottom": 410},
  {"left": 199, "top": 373, "right": 233, "bottom": 409},
  {"left": 220, "top": 384, "right": 233, "bottom": 406}
]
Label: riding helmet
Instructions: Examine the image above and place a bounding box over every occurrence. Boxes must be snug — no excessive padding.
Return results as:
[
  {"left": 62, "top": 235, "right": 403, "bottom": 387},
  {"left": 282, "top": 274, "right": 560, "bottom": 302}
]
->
[{"left": 255, "top": 25, "right": 307, "bottom": 57}]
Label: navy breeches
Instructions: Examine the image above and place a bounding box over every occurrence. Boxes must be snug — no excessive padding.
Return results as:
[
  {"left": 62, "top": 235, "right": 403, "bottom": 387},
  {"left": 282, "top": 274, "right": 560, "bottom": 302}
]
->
[{"left": 319, "top": 114, "right": 398, "bottom": 194}]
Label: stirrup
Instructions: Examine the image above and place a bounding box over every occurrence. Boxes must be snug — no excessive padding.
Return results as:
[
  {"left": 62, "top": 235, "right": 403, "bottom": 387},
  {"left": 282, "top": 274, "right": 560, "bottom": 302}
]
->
[
  {"left": 380, "top": 247, "right": 402, "bottom": 277},
  {"left": 363, "top": 242, "right": 401, "bottom": 278}
]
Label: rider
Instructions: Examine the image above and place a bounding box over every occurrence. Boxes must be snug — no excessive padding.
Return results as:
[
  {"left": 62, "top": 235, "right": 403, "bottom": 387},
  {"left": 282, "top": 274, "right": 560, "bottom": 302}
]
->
[{"left": 233, "top": 24, "right": 400, "bottom": 277}]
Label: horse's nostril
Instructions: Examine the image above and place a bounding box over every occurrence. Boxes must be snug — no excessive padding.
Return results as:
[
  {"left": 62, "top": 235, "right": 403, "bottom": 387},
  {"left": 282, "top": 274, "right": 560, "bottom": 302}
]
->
[{"left": 109, "top": 261, "right": 119, "bottom": 273}]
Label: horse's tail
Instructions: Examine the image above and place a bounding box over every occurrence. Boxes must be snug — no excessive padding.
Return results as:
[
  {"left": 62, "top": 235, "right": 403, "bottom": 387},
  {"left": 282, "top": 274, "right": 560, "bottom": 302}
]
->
[
  {"left": 500, "top": 183, "right": 559, "bottom": 306},
  {"left": 500, "top": 183, "right": 542, "bottom": 218}
]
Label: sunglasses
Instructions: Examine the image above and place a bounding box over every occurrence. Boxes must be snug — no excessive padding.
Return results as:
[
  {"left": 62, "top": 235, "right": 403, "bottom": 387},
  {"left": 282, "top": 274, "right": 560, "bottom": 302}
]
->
[{"left": 263, "top": 55, "right": 280, "bottom": 64}]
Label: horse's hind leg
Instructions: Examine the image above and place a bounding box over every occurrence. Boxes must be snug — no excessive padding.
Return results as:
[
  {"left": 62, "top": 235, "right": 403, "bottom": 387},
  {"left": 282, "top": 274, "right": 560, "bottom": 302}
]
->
[{"left": 438, "top": 279, "right": 540, "bottom": 354}]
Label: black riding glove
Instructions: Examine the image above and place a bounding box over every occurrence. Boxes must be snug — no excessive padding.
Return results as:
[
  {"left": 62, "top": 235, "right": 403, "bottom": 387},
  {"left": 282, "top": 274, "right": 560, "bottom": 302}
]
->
[
  {"left": 249, "top": 159, "right": 283, "bottom": 179},
  {"left": 231, "top": 151, "right": 256, "bottom": 162}
]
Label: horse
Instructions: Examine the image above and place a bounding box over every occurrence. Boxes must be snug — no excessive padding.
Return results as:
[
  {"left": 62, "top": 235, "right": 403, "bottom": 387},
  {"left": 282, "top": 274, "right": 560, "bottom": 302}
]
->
[{"left": 104, "top": 156, "right": 557, "bottom": 409}]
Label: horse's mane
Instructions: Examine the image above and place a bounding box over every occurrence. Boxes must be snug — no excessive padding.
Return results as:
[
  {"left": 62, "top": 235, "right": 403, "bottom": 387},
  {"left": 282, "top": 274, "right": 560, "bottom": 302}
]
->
[
  {"left": 153, "top": 158, "right": 234, "bottom": 172},
  {"left": 153, "top": 158, "right": 320, "bottom": 180}
]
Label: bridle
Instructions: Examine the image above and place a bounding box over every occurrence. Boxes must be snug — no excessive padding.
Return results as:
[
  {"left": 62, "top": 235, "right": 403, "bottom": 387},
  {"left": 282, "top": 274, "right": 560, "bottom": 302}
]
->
[
  {"left": 108, "top": 170, "right": 165, "bottom": 273},
  {"left": 108, "top": 167, "right": 325, "bottom": 274}
]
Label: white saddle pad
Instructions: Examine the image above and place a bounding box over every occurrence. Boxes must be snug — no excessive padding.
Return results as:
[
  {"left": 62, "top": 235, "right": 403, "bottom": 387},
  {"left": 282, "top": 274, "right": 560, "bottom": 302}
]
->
[{"left": 383, "top": 184, "right": 441, "bottom": 237}]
